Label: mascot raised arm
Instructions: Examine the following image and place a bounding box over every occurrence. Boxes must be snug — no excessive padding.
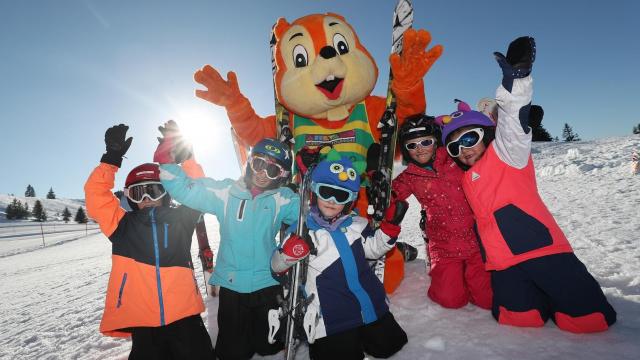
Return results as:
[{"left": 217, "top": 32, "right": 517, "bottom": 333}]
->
[{"left": 194, "top": 12, "right": 442, "bottom": 293}]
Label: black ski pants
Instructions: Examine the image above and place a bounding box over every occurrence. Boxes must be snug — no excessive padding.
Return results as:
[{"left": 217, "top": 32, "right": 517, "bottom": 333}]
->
[
  {"left": 215, "top": 285, "right": 284, "bottom": 360},
  {"left": 491, "top": 252, "right": 616, "bottom": 333},
  {"left": 309, "top": 312, "right": 407, "bottom": 360},
  {"left": 129, "top": 314, "right": 214, "bottom": 360}
]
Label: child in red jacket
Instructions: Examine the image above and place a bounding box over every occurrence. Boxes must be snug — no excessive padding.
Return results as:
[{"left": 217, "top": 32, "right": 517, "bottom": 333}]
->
[{"left": 392, "top": 114, "right": 492, "bottom": 309}]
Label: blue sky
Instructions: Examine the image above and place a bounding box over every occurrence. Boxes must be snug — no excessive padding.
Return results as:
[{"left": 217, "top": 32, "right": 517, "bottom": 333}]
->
[{"left": 1, "top": 0, "right": 638, "bottom": 199}]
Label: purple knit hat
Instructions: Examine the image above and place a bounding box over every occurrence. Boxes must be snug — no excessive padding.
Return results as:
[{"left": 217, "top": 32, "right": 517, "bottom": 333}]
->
[{"left": 436, "top": 100, "right": 495, "bottom": 144}]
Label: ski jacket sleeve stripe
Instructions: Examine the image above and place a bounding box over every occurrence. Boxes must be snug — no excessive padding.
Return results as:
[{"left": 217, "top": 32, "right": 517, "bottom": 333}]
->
[
  {"left": 159, "top": 164, "right": 229, "bottom": 217},
  {"left": 273, "top": 188, "right": 301, "bottom": 227},
  {"left": 84, "top": 163, "right": 126, "bottom": 238},
  {"left": 493, "top": 76, "right": 533, "bottom": 169}
]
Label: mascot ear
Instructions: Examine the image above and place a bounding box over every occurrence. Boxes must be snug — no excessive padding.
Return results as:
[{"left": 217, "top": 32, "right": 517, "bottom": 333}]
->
[{"left": 273, "top": 17, "right": 291, "bottom": 41}]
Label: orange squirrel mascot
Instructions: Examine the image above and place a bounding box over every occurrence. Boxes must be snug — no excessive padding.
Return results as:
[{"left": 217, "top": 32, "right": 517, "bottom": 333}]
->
[{"left": 194, "top": 13, "right": 442, "bottom": 293}]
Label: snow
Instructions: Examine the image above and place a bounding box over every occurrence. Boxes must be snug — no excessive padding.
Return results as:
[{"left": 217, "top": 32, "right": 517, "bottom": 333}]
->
[{"left": 1, "top": 136, "right": 639, "bottom": 359}]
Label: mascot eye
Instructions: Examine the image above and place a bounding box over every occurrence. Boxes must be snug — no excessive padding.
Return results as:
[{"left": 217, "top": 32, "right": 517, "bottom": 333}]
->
[
  {"left": 292, "top": 45, "right": 308, "bottom": 68},
  {"left": 332, "top": 33, "right": 349, "bottom": 55},
  {"left": 330, "top": 163, "right": 344, "bottom": 173},
  {"left": 451, "top": 111, "right": 464, "bottom": 118},
  {"left": 347, "top": 168, "right": 357, "bottom": 180}
]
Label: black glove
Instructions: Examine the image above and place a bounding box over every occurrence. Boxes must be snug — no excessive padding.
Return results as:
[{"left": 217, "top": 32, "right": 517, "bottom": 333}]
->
[
  {"left": 366, "top": 143, "right": 381, "bottom": 172},
  {"left": 528, "top": 105, "right": 544, "bottom": 128},
  {"left": 157, "top": 120, "right": 193, "bottom": 164},
  {"left": 101, "top": 124, "right": 133, "bottom": 167},
  {"left": 494, "top": 36, "right": 536, "bottom": 92}
]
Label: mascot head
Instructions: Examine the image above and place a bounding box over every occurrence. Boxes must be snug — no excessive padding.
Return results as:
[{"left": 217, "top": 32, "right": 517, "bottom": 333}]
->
[{"left": 272, "top": 13, "right": 378, "bottom": 121}]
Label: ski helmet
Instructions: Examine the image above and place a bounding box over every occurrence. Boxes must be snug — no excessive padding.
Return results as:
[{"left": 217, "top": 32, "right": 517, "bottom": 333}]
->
[
  {"left": 125, "top": 163, "right": 160, "bottom": 187},
  {"left": 438, "top": 99, "right": 495, "bottom": 145},
  {"left": 310, "top": 149, "right": 365, "bottom": 213},
  {"left": 250, "top": 138, "right": 293, "bottom": 170},
  {"left": 244, "top": 138, "right": 292, "bottom": 189},
  {"left": 399, "top": 113, "right": 440, "bottom": 164}
]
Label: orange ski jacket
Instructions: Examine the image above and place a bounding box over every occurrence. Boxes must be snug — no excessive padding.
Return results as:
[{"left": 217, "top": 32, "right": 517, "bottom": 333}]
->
[{"left": 85, "top": 160, "right": 206, "bottom": 337}]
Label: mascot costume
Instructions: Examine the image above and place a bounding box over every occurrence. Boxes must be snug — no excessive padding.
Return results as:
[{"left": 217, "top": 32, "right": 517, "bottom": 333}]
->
[{"left": 194, "top": 12, "right": 442, "bottom": 293}]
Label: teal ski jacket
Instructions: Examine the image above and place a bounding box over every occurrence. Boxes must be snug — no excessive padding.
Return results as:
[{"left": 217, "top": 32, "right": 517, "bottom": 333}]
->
[{"left": 160, "top": 164, "right": 300, "bottom": 293}]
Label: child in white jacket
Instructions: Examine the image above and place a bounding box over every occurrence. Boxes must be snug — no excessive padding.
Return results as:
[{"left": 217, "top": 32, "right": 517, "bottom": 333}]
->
[{"left": 272, "top": 149, "right": 408, "bottom": 360}]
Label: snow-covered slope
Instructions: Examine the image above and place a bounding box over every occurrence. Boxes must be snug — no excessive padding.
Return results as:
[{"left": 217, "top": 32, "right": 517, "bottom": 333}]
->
[
  {"left": 0, "top": 136, "right": 638, "bottom": 359},
  {"left": 0, "top": 193, "right": 87, "bottom": 222}
]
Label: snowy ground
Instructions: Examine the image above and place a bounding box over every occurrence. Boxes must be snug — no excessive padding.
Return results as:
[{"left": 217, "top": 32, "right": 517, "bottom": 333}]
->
[{"left": 0, "top": 136, "right": 639, "bottom": 359}]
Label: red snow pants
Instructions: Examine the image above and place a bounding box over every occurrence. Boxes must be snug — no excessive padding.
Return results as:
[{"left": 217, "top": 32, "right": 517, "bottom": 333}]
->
[{"left": 427, "top": 252, "right": 492, "bottom": 309}]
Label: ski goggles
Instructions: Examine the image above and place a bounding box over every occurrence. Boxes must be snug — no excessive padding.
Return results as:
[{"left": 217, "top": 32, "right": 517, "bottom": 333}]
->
[
  {"left": 405, "top": 138, "right": 436, "bottom": 151},
  {"left": 312, "top": 182, "right": 357, "bottom": 205},
  {"left": 125, "top": 181, "right": 167, "bottom": 204},
  {"left": 249, "top": 155, "right": 289, "bottom": 180},
  {"left": 446, "top": 128, "right": 485, "bottom": 157}
]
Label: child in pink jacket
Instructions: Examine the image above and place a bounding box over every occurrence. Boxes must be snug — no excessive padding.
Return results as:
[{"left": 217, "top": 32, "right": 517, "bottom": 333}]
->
[{"left": 392, "top": 114, "right": 492, "bottom": 309}]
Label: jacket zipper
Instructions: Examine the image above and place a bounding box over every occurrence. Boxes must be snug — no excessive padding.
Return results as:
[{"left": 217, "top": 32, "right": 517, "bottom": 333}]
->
[
  {"left": 116, "top": 272, "right": 127, "bottom": 308},
  {"left": 150, "top": 208, "right": 166, "bottom": 325}
]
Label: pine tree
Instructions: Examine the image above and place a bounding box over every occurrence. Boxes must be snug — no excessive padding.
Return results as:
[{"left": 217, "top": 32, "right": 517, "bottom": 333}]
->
[
  {"left": 75, "top": 207, "right": 88, "bottom": 224},
  {"left": 528, "top": 105, "right": 553, "bottom": 141},
  {"left": 32, "top": 200, "right": 46, "bottom": 222},
  {"left": 46, "top": 187, "right": 56, "bottom": 199},
  {"left": 62, "top": 207, "right": 72, "bottom": 223},
  {"left": 562, "top": 123, "right": 581, "bottom": 142},
  {"left": 25, "top": 184, "right": 36, "bottom": 197},
  {"left": 6, "top": 199, "right": 18, "bottom": 219}
]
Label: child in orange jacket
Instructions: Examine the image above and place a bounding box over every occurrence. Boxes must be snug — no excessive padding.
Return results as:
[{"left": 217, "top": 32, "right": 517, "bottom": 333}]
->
[{"left": 85, "top": 123, "right": 214, "bottom": 358}]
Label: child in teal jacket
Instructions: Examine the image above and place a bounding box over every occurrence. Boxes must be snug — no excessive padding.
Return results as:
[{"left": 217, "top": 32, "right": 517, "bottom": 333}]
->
[{"left": 156, "top": 134, "right": 299, "bottom": 360}]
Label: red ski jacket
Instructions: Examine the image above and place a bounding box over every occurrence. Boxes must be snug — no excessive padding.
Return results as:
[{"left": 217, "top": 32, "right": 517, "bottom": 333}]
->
[{"left": 393, "top": 147, "right": 480, "bottom": 262}]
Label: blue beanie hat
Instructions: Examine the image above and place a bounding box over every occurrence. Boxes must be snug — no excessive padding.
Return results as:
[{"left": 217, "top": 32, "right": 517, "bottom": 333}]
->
[{"left": 310, "top": 149, "right": 365, "bottom": 194}]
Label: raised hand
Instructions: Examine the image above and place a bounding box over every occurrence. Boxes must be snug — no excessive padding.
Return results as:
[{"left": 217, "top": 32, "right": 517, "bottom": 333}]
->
[
  {"left": 494, "top": 36, "right": 536, "bottom": 92},
  {"left": 153, "top": 120, "right": 193, "bottom": 164},
  {"left": 194, "top": 65, "right": 242, "bottom": 107},
  {"left": 390, "top": 29, "right": 443, "bottom": 91},
  {"left": 380, "top": 199, "right": 409, "bottom": 240},
  {"left": 101, "top": 124, "right": 133, "bottom": 167}
]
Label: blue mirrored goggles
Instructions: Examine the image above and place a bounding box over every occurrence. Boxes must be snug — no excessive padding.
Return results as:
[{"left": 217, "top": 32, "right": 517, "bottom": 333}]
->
[
  {"left": 311, "top": 182, "right": 357, "bottom": 205},
  {"left": 446, "top": 128, "right": 485, "bottom": 157}
]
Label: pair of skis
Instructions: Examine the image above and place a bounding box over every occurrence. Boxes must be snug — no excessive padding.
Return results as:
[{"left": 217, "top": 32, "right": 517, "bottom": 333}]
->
[{"left": 368, "top": 0, "right": 414, "bottom": 288}]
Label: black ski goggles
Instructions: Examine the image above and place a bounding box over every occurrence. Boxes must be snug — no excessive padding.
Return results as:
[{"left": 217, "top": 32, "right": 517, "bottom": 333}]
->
[
  {"left": 405, "top": 138, "right": 436, "bottom": 151},
  {"left": 125, "top": 181, "right": 167, "bottom": 204},
  {"left": 446, "top": 128, "right": 485, "bottom": 157},
  {"left": 249, "top": 156, "right": 289, "bottom": 180},
  {"left": 312, "top": 183, "right": 357, "bottom": 205}
]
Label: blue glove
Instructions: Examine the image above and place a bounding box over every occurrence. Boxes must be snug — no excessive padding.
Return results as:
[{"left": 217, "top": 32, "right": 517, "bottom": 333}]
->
[{"left": 494, "top": 36, "right": 536, "bottom": 92}]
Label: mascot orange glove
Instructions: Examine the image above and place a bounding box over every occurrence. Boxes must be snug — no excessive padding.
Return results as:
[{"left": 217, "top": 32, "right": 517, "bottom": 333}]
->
[
  {"left": 390, "top": 29, "right": 443, "bottom": 92},
  {"left": 194, "top": 65, "right": 243, "bottom": 108}
]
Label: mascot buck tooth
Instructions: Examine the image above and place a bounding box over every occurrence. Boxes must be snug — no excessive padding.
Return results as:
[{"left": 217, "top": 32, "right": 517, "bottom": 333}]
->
[{"left": 194, "top": 12, "right": 442, "bottom": 293}]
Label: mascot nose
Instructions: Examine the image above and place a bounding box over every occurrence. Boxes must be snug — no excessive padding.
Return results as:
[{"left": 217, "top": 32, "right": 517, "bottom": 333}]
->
[{"left": 319, "top": 46, "right": 337, "bottom": 59}]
